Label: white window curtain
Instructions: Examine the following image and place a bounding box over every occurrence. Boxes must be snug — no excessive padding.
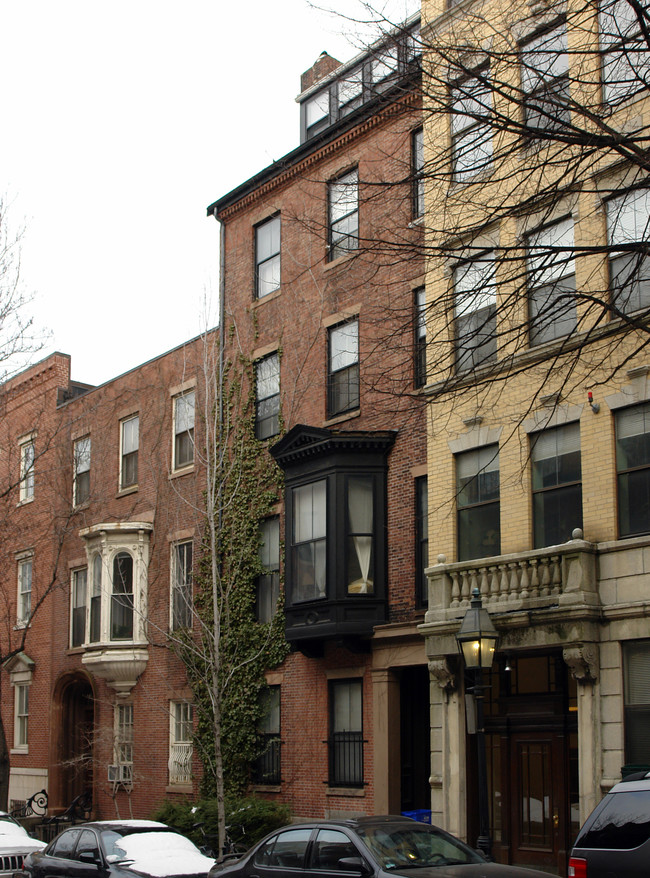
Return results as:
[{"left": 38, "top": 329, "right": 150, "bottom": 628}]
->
[{"left": 348, "top": 476, "right": 373, "bottom": 594}]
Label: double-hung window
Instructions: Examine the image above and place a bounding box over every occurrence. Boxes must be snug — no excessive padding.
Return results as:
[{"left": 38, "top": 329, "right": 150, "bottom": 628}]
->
[
  {"left": 412, "top": 128, "right": 424, "bottom": 219},
  {"left": 328, "top": 319, "right": 359, "bottom": 417},
  {"left": 14, "top": 685, "right": 29, "bottom": 750},
  {"left": 17, "top": 557, "right": 32, "bottom": 625},
  {"left": 347, "top": 475, "right": 374, "bottom": 594},
  {"left": 292, "top": 481, "right": 327, "bottom": 603},
  {"left": 623, "top": 641, "right": 650, "bottom": 763},
  {"left": 255, "top": 353, "right": 280, "bottom": 440},
  {"left": 171, "top": 541, "right": 193, "bottom": 631},
  {"left": 600, "top": 0, "right": 650, "bottom": 104},
  {"left": 90, "top": 554, "right": 102, "bottom": 643},
  {"left": 457, "top": 446, "right": 500, "bottom": 561},
  {"left": 253, "top": 686, "right": 281, "bottom": 785},
  {"left": 71, "top": 567, "right": 88, "bottom": 647},
  {"left": 120, "top": 415, "right": 139, "bottom": 490},
  {"left": 19, "top": 438, "right": 35, "bottom": 502},
  {"left": 521, "top": 23, "right": 570, "bottom": 131},
  {"left": 531, "top": 423, "right": 582, "bottom": 548},
  {"left": 256, "top": 518, "right": 280, "bottom": 623},
  {"left": 616, "top": 402, "right": 650, "bottom": 537},
  {"left": 414, "top": 287, "right": 426, "bottom": 388},
  {"left": 255, "top": 216, "right": 281, "bottom": 299},
  {"left": 416, "top": 476, "right": 429, "bottom": 605},
  {"left": 329, "top": 679, "right": 363, "bottom": 787},
  {"left": 115, "top": 703, "right": 134, "bottom": 783},
  {"left": 451, "top": 73, "right": 492, "bottom": 181},
  {"left": 607, "top": 189, "right": 650, "bottom": 314},
  {"left": 328, "top": 170, "right": 358, "bottom": 260},
  {"left": 527, "top": 217, "right": 577, "bottom": 344},
  {"left": 73, "top": 437, "right": 91, "bottom": 505},
  {"left": 454, "top": 251, "right": 497, "bottom": 372},
  {"left": 169, "top": 701, "right": 193, "bottom": 785},
  {"left": 111, "top": 552, "right": 134, "bottom": 640},
  {"left": 173, "top": 391, "right": 195, "bottom": 471}
]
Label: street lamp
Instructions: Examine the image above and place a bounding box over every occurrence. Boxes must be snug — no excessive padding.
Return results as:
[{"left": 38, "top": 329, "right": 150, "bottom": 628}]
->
[{"left": 456, "top": 587, "right": 499, "bottom": 861}]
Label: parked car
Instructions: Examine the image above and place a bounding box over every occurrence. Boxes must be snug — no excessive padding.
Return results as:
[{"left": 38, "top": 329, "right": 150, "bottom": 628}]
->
[
  {"left": 209, "top": 815, "right": 554, "bottom": 878},
  {"left": 569, "top": 772, "right": 650, "bottom": 877},
  {"left": 21, "top": 820, "right": 214, "bottom": 878},
  {"left": 0, "top": 811, "right": 46, "bottom": 875}
]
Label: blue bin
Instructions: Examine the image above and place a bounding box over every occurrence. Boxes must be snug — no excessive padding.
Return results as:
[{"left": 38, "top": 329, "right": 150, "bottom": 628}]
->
[{"left": 401, "top": 809, "right": 432, "bottom": 824}]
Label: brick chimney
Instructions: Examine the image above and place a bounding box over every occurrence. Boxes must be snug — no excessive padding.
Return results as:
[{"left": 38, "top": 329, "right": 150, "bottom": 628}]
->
[{"left": 301, "top": 51, "right": 341, "bottom": 93}]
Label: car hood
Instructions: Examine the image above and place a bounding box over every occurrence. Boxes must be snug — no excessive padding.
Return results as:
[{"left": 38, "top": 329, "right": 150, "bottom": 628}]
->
[
  {"left": 0, "top": 835, "right": 46, "bottom": 854},
  {"left": 111, "top": 832, "right": 214, "bottom": 878},
  {"left": 387, "top": 865, "right": 554, "bottom": 878}
]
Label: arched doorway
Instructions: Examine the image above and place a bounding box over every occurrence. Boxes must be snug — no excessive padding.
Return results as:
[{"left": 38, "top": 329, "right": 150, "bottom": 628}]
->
[{"left": 52, "top": 675, "right": 95, "bottom": 811}]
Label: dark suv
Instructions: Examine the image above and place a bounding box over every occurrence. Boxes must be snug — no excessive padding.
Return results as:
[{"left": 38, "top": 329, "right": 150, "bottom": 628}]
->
[{"left": 569, "top": 774, "right": 650, "bottom": 877}]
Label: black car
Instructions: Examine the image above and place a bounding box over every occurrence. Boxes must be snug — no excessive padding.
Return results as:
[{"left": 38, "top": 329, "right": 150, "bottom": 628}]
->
[
  {"left": 21, "top": 820, "right": 215, "bottom": 878},
  {"left": 209, "top": 816, "right": 552, "bottom": 878},
  {"left": 569, "top": 773, "right": 650, "bottom": 877}
]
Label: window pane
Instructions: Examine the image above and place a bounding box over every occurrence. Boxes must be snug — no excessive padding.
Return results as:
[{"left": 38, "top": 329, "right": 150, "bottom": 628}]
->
[
  {"left": 306, "top": 91, "right": 329, "bottom": 127},
  {"left": 617, "top": 404, "right": 650, "bottom": 536},
  {"left": 122, "top": 417, "right": 139, "bottom": 454},
  {"left": 292, "top": 481, "right": 327, "bottom": 603},
  {"left": 111, "top": 553, "right": 134, "bottom": 640},
  {"left": 339, "top": 70, "right": 363, "bottom": 106},
  {"left": 457, "top": 446, "right": 500, "bottom": 561},
  {"left": 257, "top": 518, "right": 280, "bottom": 623},
  {"left": 347, "top": 476, "right": 374, "bottom": 594}
]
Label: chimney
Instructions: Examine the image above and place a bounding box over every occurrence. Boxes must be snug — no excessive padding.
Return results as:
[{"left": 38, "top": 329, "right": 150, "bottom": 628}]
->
[{"left": 301, "top": 51, "right": 341, "bottom": 93}]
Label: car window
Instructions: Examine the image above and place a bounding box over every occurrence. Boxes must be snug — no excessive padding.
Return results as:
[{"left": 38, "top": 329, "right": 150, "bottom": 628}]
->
[
  {"left": 311, "top": 829, "right": 359, "bottom": 871},
  {"left": 75, "top": 830, "right": 100, "bottom": 862},
  {"left": 49, "top": 829, "right": 81, "bottom": 859},
  {"left": 576, "top": 790, "right": 650, "bottom": 850},
  {"left": 100, "top": 830, "right": 127, "bottom": 859},
  {"left": 267, "top": 829, "right": 311, "bottom": 869},
  {"left": 356, "top": 824, "right": 483, "bottom": 869},
  {"left": 253, "top": 835, "right": 277, "bottom": 867}
]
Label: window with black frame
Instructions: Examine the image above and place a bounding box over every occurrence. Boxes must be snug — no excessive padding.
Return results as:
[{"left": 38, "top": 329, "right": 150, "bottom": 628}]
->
[
  {"left": 255, "top": 353, "right": 280, "bottom": 440},
  {"left": 454, "top": 250, "right": 497, "bottom": 372},
  {"left": 521, "top": 23, "right": 570, "bottom": 132},
  {"left": 253, "top": 686, "right": 281, "bottom": 785},
  {"left": 292, "top": 480, "right": 327, "bottom": 602},
  {"left": 616, "top": 402, "right": 650, "bottom": 538},
  {"left": 531, "top": 423, "right": 582, "bottom": 547},
  {"left": 328, "top": 320, "right": 359, "bottom": 416},
  {"left": 527, "top": 217, "right": 577, "bottom": 345},
  {"left": 607, "top": 189, "right": 650, "bottom": 315},
  {"left": 328, "top": 170, "right": 358, "bottom": 260},
  {"left": 624, "top": 640, "right": 650, "bottom": 766},
  {"left": 414, "top": 287, "right": 426, "bottom": 387},
  {"left": 416, "top": 476, "right": 429, "bottom": 605},
  {"left": 412, "top": 128, "right": 424, "bottom": 219},
  {"left": 457, "top": 445, "right": 500, "bottom": 561},
  {"left": 329, "top": 679, "right": 363, "bottom": 787},
  {"left": 71, "top": 567, "right": 87, "bottom": 647}
]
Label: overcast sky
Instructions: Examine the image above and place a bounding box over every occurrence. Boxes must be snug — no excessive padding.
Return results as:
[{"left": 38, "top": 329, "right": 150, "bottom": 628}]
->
[{"left": 0, "top": 0, "right": 417, "bottom": 387}]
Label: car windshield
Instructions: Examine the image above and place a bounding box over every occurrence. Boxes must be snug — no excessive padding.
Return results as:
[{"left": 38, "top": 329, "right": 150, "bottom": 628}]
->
[{"left": 355, "top": 824, "right": 484, "bottom": 870}]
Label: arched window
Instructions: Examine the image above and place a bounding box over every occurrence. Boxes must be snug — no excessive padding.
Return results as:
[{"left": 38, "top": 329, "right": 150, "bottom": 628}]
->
[
  {"left": 90, "top": 554, "right": 102, "bottom": 643},
  {"left": 111, "top": 552, "right": 133, "bottom": 640}
]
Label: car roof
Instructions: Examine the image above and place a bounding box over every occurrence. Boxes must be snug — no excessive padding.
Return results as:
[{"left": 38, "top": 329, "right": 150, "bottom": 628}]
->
[
  {"left": 59, "top": 821, "right": 170, "bottom": 835},
  {"left": 608, "top": 775, "right": 650, "bottom": 793},
  {"left": 270, "top": 816, "right": 422, "bottom": 831}
]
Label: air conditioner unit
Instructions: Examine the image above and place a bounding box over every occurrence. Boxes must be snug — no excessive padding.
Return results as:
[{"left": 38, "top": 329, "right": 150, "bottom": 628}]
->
[
  {"left": 107, "top": 764, "right": 120, "bottom": 783},
  {"left": 108, "top": 764, "right": 133, "bottom": 784}
]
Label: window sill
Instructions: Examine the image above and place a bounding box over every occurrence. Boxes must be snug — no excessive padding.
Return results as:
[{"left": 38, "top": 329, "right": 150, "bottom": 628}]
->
[
  {"left": 166, "top": 783, "right": 193, "bottom": 794},
  {"left": 16, "top": 497, "right": 34, "bottom": 508},
  {"left": 10, "top": 748, "right": 28, "bottom": 756},
  {"left": 117, "top": 485, "right": 138, "bottom": 497},
  {"left": 169, "top": 465, "right": 194, "bottom": 480},
  {"left": 324, "top": 408, "right": 360, "bottom": 427},
  {"left": 14, "top": 622, "right": 28, "bottom": 631},
  {"left": 408, "top": 215, "right": 424, "bottom": 229},
  {"left": 325, "top": 786, "right": 365, "bottom": 797},
  {"left": 250, "top": 784, "right": 281, "bottom": 794},
  {"left": 252, "top": 289, "right": 281, "bottom": 308},
  {"left": 323, "top": 251, "right": 357, "bottom": 272}
]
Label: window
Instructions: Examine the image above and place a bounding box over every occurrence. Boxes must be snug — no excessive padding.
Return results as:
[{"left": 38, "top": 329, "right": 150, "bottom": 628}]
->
[
  {"left": 531, "top": 423, "right": 582, "bottom": 548},
  {"left": 338, "top": 69, "right": 363, "bottom": 112},
  {"left": 253, "top": 686, "right": 281, "bottom": 785},
  {"left": 457, "top": 446, "right": 500, "bottom": 561},
  {"left": 414, "top": 287, "right": 426, "bottom": 388},
  {"left": 371, "top": 46, "right": 398, "bottom": 85},
  {"left": 451, "top": 73, "right": 492, "bottom": 181},
  {"left": 292, "top": 480, "right": 327, "bottom": 603},
  {"left": 521, "top": 23, "right": 570, "bottom": 131},
  {"left": 90, "top": 554, "right": 102, "bottom": 643},
  {"left": 616, "top": 402, "right": 650, "bottom": 537},
  {"left": 120, "top": 415, "right": 139, "bottom": 489},
  {"left": 169, "top": 701, "right": 193, "bottom": 785},
  {"left": 412, "top": 128, "right": 424, "bottom": 219},
  {"left": 173, "top": 391, "right": 195, "bottom": 471},
  {"left": 328, "top": 169, "right": 358, "bottom": 261},
  {"left": 19, "top": 438, "right": 34, "bottom": 502},
  {"left": 73, "top": 437, "right": 91, "bottom": 505},
  {"left": 329, "top": 679, "right": 363, "bottom": 787},
  {"left": 111, "top": 552, "right": 134, "bottom": 640},
  {"left": 454, "top": 251, "right": 497, "bottom": 372},
  {"left": 256, "top": 518, "right": 280, "bottom": 623},
  {"left": 347, "top": 475, "right": 374, "bottom": 594},
  {"left": 14, "top": 684, "right": 28, "bottom": 750},
  {"left": 71, "top": 567, "right": 87, "bottom": 647},
  {"left": 416, "top": 476, "right": 429, "bottom": 605},
  {"left": 607, "top": 189, "right": 650, "bottom": 314},
  {"left": 255, "top": 216, "right": 281, "bottom": 299},
  {"left": 171, "top": 542, "right": 193, "bottom": 631},
  {"left": 328, "top": 319, "right": 359, "bottom": 417},
  {"left": 624, "top": 640, "right": 650, "bottom": 764},
  {"left": 527, "top": 217, "right": 577, "bottom": 345},
  {"left": 255, "top": 829, "right": 312, "bottom": 868},
  {"left": 600, "top": 0, "right": 650, "bottom": 103},
  {"left": 114, "top": 703, "right": 133, "bottom": 779},
  {"left": 305, "top": 90, "right": 330, "bottom": 138},
  {"left": 17, "top": 557, "right": 32, "bottom": 625},
  {"left": 310, "top": 830, "right": 359, "bottom": 870},
  {"left": 256, "top": 354, "right": 280, "bottom": 440}
]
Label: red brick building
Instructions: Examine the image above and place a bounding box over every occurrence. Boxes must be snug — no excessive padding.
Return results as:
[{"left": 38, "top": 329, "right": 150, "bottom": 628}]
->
[
  {"left": 0, "top": 340, "right": 206, "bottom": 818},
  {"left": 208, "top": 13, "right": 429, "bottom": 818}
]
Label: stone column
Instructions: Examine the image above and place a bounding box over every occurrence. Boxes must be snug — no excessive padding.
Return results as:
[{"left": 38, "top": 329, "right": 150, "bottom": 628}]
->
[
  {"left": 563, "top": 643, "right": 601, "bottom": 822},
  {"left": 371, "top": 668, "right": 401, "bottom": 814},
  {"left": 429, "top": 657, "right": 466, "bottom": 839}
]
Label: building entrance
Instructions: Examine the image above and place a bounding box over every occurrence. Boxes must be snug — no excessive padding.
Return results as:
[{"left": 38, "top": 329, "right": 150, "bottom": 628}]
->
[
  {"left": 399, "top": 665, "right": 431, "bottom": 813},
  {"left": 55, "top": 676, "right": 95, "bottom": 810}
]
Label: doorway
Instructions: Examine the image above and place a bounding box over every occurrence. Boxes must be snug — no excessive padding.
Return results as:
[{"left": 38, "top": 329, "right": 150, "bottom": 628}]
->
[
  {"left": 399, "top": 665, "right": 431, "bottom": 812},
  {"left": 56, "top": 676, "right": 95, "bottom": 809}
]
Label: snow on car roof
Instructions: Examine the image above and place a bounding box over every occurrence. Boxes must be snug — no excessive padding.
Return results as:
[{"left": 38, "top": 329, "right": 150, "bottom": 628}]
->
[{"left": 107, "top": 830, "right": 214, "bottom": 877}]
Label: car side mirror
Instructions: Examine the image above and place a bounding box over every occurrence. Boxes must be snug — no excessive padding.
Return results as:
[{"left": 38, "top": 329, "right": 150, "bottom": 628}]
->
[
  {"left": 337, "top": 857, "right": 370, "bottom": 875},
  {"left": 78, "top": 851, "right": 102, "bottom": 867}
]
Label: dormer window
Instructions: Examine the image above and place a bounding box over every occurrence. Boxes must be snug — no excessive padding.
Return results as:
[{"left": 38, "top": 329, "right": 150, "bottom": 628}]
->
[
  {"left": 338, "top": 69, "right": 363, "bottom": 113},
  {"left": 305, "top": 90, "right": 330, "bottom": 139}
]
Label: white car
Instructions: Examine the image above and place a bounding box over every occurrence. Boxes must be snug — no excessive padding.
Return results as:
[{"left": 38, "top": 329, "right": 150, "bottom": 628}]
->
[{"left": 0, "top": 811, "right": 46, "bottom": 875}]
